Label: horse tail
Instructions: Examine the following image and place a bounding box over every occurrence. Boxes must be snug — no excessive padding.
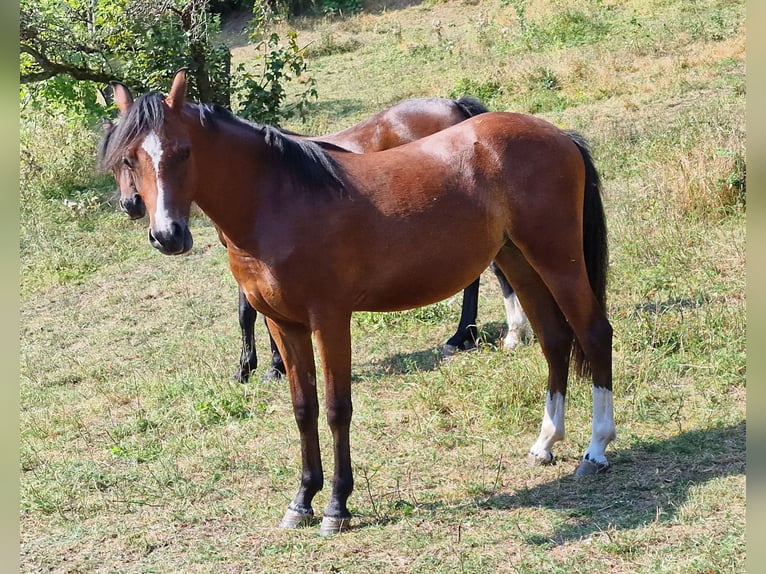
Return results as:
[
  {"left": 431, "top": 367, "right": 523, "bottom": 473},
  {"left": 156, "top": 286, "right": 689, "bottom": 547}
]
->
[
  {"left": 453, "top": 95, "right": 489, "bottom": 119},
  {"left": 566, "top": 130, "right": 608, "bottom": 378}
]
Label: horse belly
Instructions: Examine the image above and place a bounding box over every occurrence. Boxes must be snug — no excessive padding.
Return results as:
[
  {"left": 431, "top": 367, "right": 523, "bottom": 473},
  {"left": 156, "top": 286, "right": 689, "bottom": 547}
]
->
[{"left": 352, "top": 220, "right": 501, "bottom": 312}]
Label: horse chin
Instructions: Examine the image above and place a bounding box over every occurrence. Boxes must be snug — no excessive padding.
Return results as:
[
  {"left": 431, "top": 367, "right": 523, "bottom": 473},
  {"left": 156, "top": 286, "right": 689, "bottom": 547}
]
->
[{"left": 148, "top": 225, "right": 194, "bottom": 255}]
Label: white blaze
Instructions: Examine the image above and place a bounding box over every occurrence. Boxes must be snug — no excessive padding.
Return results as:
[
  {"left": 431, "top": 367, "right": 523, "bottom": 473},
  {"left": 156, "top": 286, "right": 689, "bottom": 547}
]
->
[{"left": 141, "top": 131, "right": 174, "bottom": 234}]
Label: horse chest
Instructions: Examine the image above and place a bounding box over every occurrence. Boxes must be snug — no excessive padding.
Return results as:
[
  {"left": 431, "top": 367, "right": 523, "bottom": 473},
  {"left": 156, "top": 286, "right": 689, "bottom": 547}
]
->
[{"left": 226, "top": 248, "right": 309, "bottom": 322}]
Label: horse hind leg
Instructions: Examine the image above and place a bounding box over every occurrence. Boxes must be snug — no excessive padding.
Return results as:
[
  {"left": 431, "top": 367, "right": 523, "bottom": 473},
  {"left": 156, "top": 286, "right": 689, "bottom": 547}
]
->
[
  {"left": 533, "top": 258, "right": 614, "bottom": 476},
  {"left": 489, "top": 262, "right": 533, "bottom": 350},
  {"left": 504, "top": 237, "right": 615, "bottom": 476},
  {"left": 492, "top": 245, "right": 574, "bottom": 466}
]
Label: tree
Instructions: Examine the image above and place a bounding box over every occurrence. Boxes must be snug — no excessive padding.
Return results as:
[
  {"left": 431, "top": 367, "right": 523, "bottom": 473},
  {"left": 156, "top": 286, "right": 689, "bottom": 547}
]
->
[
  {"left": 21, "top": 0, "right": 232, "bottom": 113},
  {"left": 20, "top": 0, "right": 317, "bottom": 125}
]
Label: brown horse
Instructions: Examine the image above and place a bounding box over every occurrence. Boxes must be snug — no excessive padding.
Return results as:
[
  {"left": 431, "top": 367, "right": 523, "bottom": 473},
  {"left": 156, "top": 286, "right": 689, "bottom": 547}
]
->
[
  {"left": 99, "top": 70, "right": 615, "bottom": 535},
  {"left": 103, "top": 85, "right": 530, "bottom": 383}
]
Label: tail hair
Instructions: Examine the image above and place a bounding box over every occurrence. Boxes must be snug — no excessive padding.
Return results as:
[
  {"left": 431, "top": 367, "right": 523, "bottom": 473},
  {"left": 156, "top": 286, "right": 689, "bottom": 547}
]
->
[{"left": 566, "top": 130, "right": 609, "bottom": 378}]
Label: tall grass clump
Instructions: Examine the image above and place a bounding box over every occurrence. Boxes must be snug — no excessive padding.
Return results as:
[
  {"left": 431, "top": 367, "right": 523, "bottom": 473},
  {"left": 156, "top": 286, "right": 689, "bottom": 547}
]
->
[
  {"left": 20, "top": 108, "right": 144, "bottom": 295},
  {"left": 636, "top": 102, "right": 746, "bottom": 220}
]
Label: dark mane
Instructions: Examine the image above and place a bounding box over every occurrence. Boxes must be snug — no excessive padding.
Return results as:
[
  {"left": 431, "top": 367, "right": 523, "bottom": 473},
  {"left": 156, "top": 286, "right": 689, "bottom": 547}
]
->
[
  {"left": 198, "top": 104, "right": 346, "bottom": 195},
  {"left": 97, "top": 92, "right": 166, "bottom": 171},
  {"left": 453, "top": 95, "right": 489, "bottom": 119},
  {"left": 98, "top": 94, "right": 345, "bottom": 196}
]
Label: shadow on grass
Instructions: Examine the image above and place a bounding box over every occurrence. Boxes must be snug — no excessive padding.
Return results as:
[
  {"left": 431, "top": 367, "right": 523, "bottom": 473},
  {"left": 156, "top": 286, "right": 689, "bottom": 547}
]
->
[
  {"left": 354, "top": 421, "right": 745, "bottom": 540},
  {"left": 361, "top": 320, "right": 511, "bottom": 377},
  {"left": 486, "top": 422, "right": 743, "bottom": 543}
]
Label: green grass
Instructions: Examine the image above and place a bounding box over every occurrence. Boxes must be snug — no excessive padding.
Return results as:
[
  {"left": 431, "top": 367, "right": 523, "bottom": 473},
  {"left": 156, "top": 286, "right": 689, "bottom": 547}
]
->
[{"left": 20, "top": 0, "right": 745, "bottom": 571}]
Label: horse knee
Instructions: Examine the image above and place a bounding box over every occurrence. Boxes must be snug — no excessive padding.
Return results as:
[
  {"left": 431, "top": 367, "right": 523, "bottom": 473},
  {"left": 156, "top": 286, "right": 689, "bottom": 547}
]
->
[
  {"left": 292, "top": 398, "right": 319, "bottom": 431},
  {"left": 326, "top": 399, "right": 353, "bottom": 430}
]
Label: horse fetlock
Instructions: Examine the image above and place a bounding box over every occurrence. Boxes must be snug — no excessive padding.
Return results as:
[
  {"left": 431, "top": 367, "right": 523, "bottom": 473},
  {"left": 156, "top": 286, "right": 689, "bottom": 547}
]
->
[{"left": 262, "top": 366, "right": 284, "bottom": 382}]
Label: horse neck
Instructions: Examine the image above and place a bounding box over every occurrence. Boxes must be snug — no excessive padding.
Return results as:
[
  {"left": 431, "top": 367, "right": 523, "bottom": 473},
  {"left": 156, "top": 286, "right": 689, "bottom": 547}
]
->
[{"left": 188, "top": 121, "right": 278, "bottom": 249}]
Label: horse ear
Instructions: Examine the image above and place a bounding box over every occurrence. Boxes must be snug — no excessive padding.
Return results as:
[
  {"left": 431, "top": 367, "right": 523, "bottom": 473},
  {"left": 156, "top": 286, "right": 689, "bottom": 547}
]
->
[
  {"left": 111, "top": 81, "right": 133, "bottom": 114},
  {"left": 166, "top": 68, "right": 189, "bottom": 110}
]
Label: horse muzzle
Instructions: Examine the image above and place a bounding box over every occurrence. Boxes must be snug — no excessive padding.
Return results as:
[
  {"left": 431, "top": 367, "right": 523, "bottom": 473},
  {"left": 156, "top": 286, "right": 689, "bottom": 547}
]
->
[
  {"left": 119, "top": 194, "right": 146, "bottom": 220},
  {"left": 148, "top": 221, "right": 193, "bottom": 255}
]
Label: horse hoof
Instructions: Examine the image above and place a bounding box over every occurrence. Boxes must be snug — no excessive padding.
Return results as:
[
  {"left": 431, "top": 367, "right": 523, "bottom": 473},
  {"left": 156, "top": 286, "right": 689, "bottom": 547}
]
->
[
  {"left": 279, "top": 508, "right": 314, "bottom": 529},
  {"left": 319, "top": 515, "right": 351, "bottom": 536},
  {"left": 440, "top": 344, "right": 460, "bottom": 358},
  {"left": 503, "top": 337, "right": 521, "bottom": 351},
  {"left": 262, "top": 367, "right": 284, "bottom": 382},
  {"left": 440, "top": 340, "right": 476, "bottom": 358},
  {"left": 574, "top": 459, "right": 610, "bottom": 477},
  {"left": 526, "top": 452, "right": 555, "bottom": 467}
]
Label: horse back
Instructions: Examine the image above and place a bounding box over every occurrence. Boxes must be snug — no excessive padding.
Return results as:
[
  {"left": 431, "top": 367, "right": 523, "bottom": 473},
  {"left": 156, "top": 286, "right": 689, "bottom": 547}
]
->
[{"left": 320, "top": 98, "right": 468, "bottom": 152}]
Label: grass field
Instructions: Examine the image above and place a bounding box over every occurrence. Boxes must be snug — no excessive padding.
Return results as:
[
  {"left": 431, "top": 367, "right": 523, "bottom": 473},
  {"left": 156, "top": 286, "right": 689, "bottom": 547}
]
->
[{"left": 19, "top": 0, "right": 745, "bottom": 571}]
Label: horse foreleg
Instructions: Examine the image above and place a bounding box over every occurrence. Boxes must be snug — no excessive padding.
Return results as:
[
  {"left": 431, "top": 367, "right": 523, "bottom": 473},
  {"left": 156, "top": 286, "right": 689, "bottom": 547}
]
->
[
  {"left": 233, "top": 288, "right": 258, "bottom": 383},
  {"left": 490, "top": 262, "right": 532, "bottom": 350},
  {"left": 442, "top": 277, "right": 480, "bottom": 356},
  {"left": 266, "top": 318, "right": 324, "bottom": 529},
  {"left": 313, "top": 313, "right": 354, "bottom": 535}
]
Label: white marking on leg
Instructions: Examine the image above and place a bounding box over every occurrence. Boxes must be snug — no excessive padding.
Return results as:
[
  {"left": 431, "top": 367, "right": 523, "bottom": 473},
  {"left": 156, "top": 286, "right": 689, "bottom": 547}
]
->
[
  {"left": 583, "top": 386, "right": 616, "bottom": 465},
  {"left": 529, "top": 391, "right": 565, "bottom": 462},
  {"left": 503, "top": 292, "right": 532, "bottom": 350},
  {"left": 140, "top": 131, "right": 174, "bottom": 234}
]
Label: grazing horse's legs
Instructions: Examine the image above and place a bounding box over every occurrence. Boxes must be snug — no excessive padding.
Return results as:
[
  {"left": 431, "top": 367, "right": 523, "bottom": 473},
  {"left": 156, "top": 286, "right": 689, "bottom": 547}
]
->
[
  {"left": 233, "top": 289, "right": 258, "bottom": 382},
  {"left": 442, "top": 268, "right": 533, "bottom": 357},
  {"left": 267, "top": 319, "right": 324, "bottom": 528},
  {"left": 264, "top": 318, "right": 287, "bottom": 381},
  {"left": 442, "top": 278, "right": 480, "bottom": 355},
  {"left": 490, "top": 262, "right": 533, "bottom": 350},
  {"left": 233, "top": 291, "right": 286, "bottom": 383}
]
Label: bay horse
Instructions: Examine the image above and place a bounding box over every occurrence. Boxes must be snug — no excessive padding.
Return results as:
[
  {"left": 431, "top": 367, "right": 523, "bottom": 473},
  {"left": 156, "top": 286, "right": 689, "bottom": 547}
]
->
[
  {"left": 98, "top": 70, "right": 615, "bottom": 535},
  {"left": 103, "top": 86, "right": 531, "bottom": 384}
]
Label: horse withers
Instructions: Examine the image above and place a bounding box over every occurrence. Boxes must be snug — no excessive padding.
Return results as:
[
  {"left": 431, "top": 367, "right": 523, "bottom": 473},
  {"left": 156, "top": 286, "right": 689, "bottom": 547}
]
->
[{"left": 99, "top": 70, "right": 615, "bottom": 536}]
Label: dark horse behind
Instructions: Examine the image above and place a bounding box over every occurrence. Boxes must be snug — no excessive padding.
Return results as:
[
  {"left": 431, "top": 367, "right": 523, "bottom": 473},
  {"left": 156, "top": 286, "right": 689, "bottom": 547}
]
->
[{"left": 99, "top": 70, "right": 615, "bottom": 536}]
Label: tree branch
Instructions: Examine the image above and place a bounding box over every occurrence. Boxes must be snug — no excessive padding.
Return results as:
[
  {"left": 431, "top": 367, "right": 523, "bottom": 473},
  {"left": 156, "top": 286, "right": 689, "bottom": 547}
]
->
[{"left": 20, "top": 43, "right": 116, "bottom": 85}]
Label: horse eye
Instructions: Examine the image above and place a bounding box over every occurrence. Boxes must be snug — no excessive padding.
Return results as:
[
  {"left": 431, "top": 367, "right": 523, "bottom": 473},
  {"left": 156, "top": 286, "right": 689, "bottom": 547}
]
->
[{"left": 177, "top": 147, "right": 190, "bottom": 161}]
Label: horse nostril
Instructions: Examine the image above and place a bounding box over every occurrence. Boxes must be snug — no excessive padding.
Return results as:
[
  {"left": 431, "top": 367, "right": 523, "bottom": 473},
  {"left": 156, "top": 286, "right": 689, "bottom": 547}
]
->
[
  {"left": 170, "top": 221, "right": 183, "bottom": 240},
  {"left": 148, "top": 222, "right": 191, "bottom": 255}
]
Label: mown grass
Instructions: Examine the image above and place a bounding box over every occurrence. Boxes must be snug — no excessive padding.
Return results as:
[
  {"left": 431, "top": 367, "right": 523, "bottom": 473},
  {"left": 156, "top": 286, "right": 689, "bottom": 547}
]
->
[{"left": 20, "top": 0, "right": 745, "bottom": 572}]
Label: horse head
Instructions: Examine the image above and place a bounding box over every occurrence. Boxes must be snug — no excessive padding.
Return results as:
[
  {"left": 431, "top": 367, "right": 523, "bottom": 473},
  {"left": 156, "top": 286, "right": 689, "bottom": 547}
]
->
[{"left": 108, "top": 70, "right": 195, "bottom": 255}]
